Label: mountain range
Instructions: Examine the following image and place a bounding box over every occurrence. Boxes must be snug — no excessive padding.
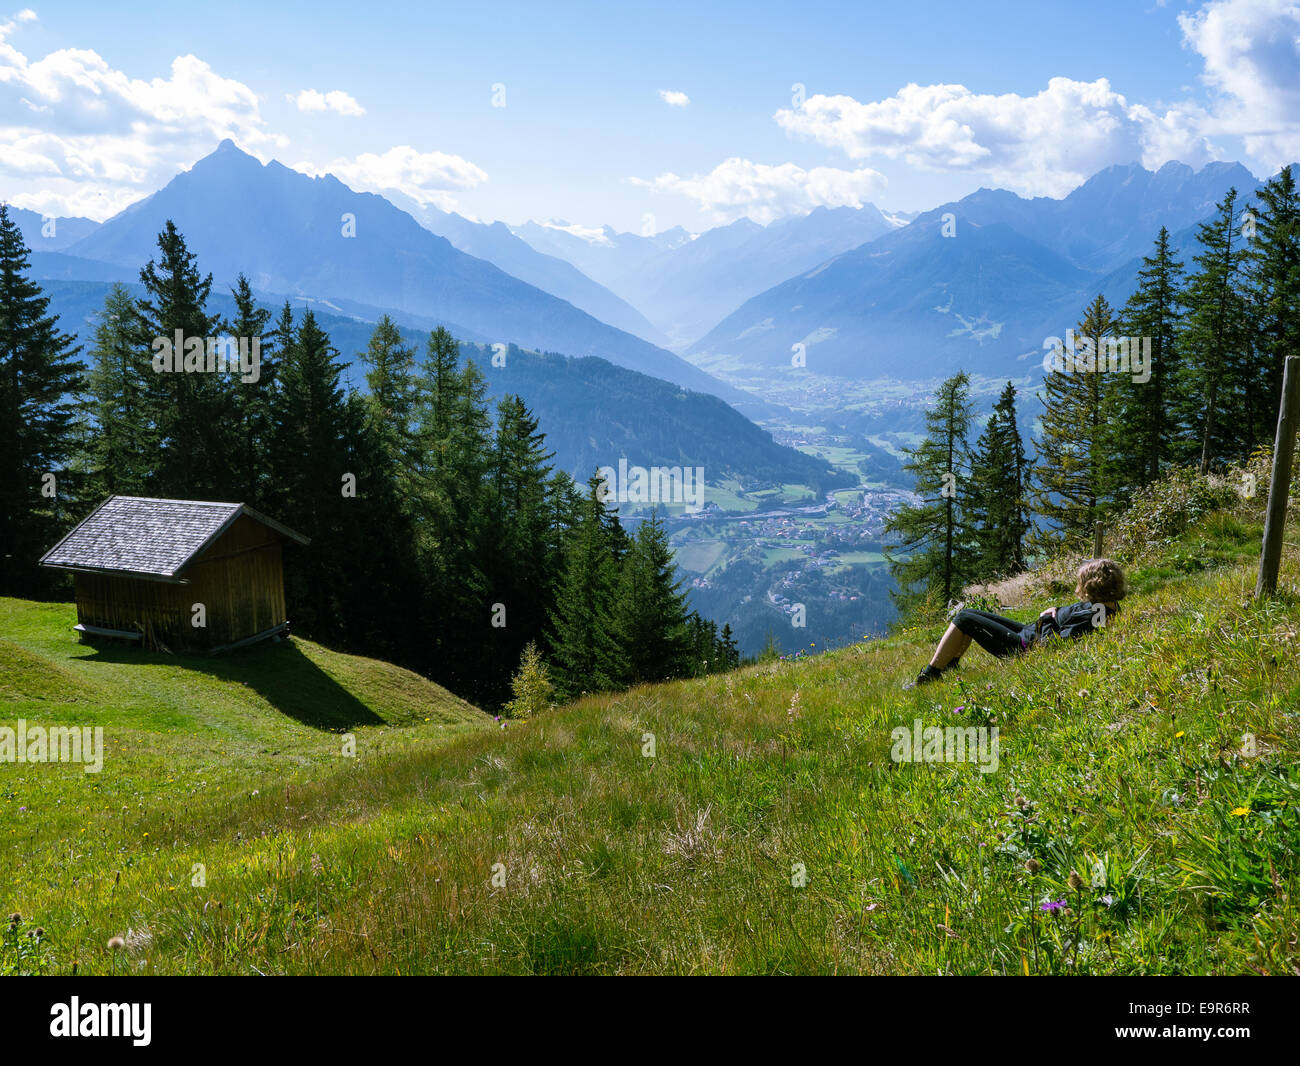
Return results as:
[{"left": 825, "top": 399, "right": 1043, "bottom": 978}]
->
[
  {"left": 687, "top": 159, "right": 1283, "bottom": 383},
  {"left": 388, "top": 194, "right": 671, "bottom": 346},
  {"left": 511, "top": 206, "right": 900, "bottom": 349},
  {"left": 12, "top": 142, "right": 1289, "bottom": 443},
  {"left": 32, "top": 275, "right": 845, "bottom": 494},
  {"left": 24, "top": 140, "right": 733, "bottom": 400}
]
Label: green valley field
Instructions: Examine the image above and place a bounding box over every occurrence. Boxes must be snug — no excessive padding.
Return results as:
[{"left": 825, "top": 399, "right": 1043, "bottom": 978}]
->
[{"left": 2, "top": 477, "right": 1298, "bottom": 975}]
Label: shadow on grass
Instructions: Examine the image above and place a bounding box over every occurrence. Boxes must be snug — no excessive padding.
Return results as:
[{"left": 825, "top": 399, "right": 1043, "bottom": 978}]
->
[{"left": 73, "top": 637, "right": 384, "bottom": 730}]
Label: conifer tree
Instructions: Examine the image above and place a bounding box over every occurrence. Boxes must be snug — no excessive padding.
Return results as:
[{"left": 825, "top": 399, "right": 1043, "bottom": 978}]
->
[
  {"left": 484, "top": 394, "right": 556, "bottom": 685},
  {"left": 967, "top": 381, "right": 1029, "bottom": 579},
  {"left": 360, "top": 314, "right": 418, "bottom": 476},
  {"left": 549, "top": 474, "right": 622, "bottom": 699},
  {"left": 1031, "top": 295, "right": 1123, "bottom": 547},
  {"left": 1243, "top": 166, "right": 1300, "bottom": 447},
  {"left": 884, "top": 371, "right": 976, "bottom": 617},
  {"left": 135, "top": 221, "right": 228, "bottom": 497},
  {"left": 272, "top": 309, "right": 352, "bottom": 636},
  {"left": 226, "top": 274, "right": 275, "bottom": 504},
  {"left": 86, "top": 283, "right": 153, "bottom": 499},
  {"left": 1180, "top": 188, "right": 1250, "bottom": 472},
  {"left": 503, "top": 641, "right": 554, "bottom": 719},
  {"left": 611, "top": 509, "right": 692, "bottom": 685},
  {"left": 718, "top": 623, "right": 740, "bottom": 671},
  {"left": 0, "top": 203, "right": 83, "bottom": 596},
  {"left": 1119, "top": 227, "right": 1186, "bottom": 484}
]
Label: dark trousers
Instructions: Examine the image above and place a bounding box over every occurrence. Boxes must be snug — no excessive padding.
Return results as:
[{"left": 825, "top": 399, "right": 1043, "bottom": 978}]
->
[{"left": 952, "top": 608, "right": 1030, "bottom": 658}]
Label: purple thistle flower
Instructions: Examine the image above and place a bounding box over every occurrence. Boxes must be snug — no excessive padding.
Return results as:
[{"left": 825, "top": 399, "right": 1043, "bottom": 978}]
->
[{"left": 1040, "top": 899, "right": 1067, "bottom": 913}]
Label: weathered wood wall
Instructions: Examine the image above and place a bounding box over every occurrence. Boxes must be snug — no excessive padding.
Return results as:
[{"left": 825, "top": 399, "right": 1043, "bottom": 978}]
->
[{"left": 75, "top": 515, "right": 287, "bottom": 650}]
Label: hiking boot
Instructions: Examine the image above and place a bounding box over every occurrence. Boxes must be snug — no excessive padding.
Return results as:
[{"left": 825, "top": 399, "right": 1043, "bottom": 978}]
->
[{"left": 904, "top": 664, "right": 944, "bottom": 690}]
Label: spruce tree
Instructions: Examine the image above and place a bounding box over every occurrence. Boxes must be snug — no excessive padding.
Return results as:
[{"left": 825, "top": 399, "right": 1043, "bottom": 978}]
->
[
  {"left": 408, "top": 341, "right": 494, "bottom": 693},
  {"left": 483, "top": 394, "right": 556, "bottom": 693},
  {"left": 135, "top": 221, "right": 229, "bottom": 498},
  {"left": 0, "top": 203, "right": 83, "bottom": 596},
  {"left": 271, "top": 309, "right": 351, "bottom": 636},
  {"left": 1119, "top": 227, "right": 1186, "bottom": 483},
  {"left": 1031, "top": 295, "right": 1123, "bottom": 548},
  {"left": 549, "top": 474, "right": 621, "bottom": 699},
  {"left": 967, "top": 381, "right": 1029, "bottom": 579},
  {"left": 86, "top": 283, "right": 154, "bottom": 499},
  {"left": 1180, "top": 189, "right": 1250, "bottom": 472},
  {"left": 611, "top": 509, "right": 692, "bottom": 685},
  {"left": 360, "top": 314, "right": 418, "bottom": 476},
  {"left": 1243, "top": 166, "right": 1300, "bottom": 448},
  {"left": 718, "top": 623, "right": 740, "bottom": 670},
  {"left": 883, "top": 371, "right": 976, "bottom": 617},
  {"left": 226, "top": 274, "right": 275, "bottom": 505}
]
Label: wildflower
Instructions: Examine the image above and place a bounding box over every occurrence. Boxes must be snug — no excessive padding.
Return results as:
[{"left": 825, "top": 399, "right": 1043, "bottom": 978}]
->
[
  {"left": 1040, "top": 899, "right": 1067, "bottom": 913},
  {"left": 1025, "top": 858, "right": 1041, "bottom": 874},
  {"left": 7, "top": 912, "right": 19, "bottom": 924},
  {"left": 1230, "top": 806, "right": 1251, "bottom": 817},
  {"left": 1068, "top": 870, "right": 1085, "bottom": 892},
  {"left": 107, "top": 936, "right": 125, "bottom": 950},
  {"left": 1101, "top": 895, "right": 1115, "bottom": 907},
  {"left": 1174, "top": 730, "right": 1185, "bottom": 738}
]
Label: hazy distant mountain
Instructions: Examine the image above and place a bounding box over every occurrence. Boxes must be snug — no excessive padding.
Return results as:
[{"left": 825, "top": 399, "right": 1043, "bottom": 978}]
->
[
  {"left": 945, "top": 160, "right": 1260, "bottom": 273},
  {"left": 617, "top": 206, "right": 900, "bottom": 348},
  {"left": 690, "top": 215, "right": 1093, "bottom": 379},
  {"left": 514, "top": 206, "right": 899, "bottom": 348},
  {"left": 39, "top": 278, "right": 840, "bottom": 493},
  {"left": 509, "top": 219, "right": 692, "bottom": 291},
  {"left": 61, "top": 140, "right": 734, "bottom": 398},
  {"left": 388, "top": 194, "right": 671, "bottom": 346},
  {"left": 5, "top": 205, "right": 99, "bottom": 252},
  {"left": 688, "top": 160, "right": 1277, "bottom": 383}
]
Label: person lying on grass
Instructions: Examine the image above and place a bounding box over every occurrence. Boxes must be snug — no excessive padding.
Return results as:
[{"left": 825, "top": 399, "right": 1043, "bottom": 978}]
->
[{"left": 908, "top": 558, "right": 1127, "bottom": 688}]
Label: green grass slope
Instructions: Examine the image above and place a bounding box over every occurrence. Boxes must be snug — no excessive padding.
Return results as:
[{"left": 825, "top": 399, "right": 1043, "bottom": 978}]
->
[{"left": 2, "top": 471, "right": 1298, "bottom": 975}]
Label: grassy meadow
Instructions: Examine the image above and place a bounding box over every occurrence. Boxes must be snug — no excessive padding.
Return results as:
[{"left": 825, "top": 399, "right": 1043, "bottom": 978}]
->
[{"left": 2, "top": 473, "right": 1298, "bottom": 975}]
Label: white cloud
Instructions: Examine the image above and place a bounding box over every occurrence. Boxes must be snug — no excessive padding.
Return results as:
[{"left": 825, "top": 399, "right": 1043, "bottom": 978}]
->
[
  {"left": 770, "top": 1, "right": 1300, "bottom": 195},
  {"left": 288, "top": 88, "right": 365, "bottom": 117},
  {"left": 534, "top": 218, "right": 612, "bottom": 244},
  {"left": 634, "top": 157, "right": 887, "bottom": 224},
  {"left": 14, "top": 9, "right": 36, "bottom": 21},
  {"left": 658, "top": 89, "right": 690, "bottom": 108},
  {"left": 0, "top": 17, "right": 280, "bottom": 218},
  {"left": 1179, "top": 0, "right": 1300, "bottom": 167},
  {"left": 775, "top": 78, "right": 1217, "bottom": 198},
  {"left": 294, "top": 145, "right": 488, "bottom": 210}
]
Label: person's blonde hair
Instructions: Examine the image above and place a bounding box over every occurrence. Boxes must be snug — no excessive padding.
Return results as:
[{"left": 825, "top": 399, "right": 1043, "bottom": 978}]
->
[{"left": 1077, "top": 558, "right": 1126, "bottom": 604}]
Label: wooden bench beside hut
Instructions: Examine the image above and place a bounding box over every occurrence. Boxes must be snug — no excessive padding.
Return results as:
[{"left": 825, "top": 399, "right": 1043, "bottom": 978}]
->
[{"left": 40, "top": 496, "right": 309, "bottom": 653}]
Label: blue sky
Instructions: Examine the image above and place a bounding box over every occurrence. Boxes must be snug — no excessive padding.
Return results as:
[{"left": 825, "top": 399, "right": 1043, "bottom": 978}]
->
[{"left": 2, "top": 1, "right": 1298, "bottom": 233}]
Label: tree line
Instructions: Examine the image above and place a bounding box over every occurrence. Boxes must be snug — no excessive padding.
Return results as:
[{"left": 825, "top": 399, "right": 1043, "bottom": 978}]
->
[
  {"left": 0, "top": 210, "right": 740, "bottom": 707},
  {"left": 886, "top": 167, "right": 1299, "bottom": 617}
]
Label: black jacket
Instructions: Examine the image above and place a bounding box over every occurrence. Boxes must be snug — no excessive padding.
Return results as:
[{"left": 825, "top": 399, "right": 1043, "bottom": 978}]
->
[{"left": 1040, "top": 600, "right": 1112, "bottom": 641}]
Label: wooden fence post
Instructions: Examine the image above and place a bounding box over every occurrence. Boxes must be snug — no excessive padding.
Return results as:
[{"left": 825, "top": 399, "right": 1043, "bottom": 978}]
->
[{"left": 1257, "top": 355, "right": 1300, "bottom": 597}]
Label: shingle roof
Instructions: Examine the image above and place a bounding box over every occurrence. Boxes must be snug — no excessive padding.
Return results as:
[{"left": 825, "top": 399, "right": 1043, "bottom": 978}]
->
[{"left": 40, "top": 496, "right": 308, "bottom": 582}]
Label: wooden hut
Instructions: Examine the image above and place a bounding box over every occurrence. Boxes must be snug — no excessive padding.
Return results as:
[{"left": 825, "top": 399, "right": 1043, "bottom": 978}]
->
[{"left": 40, "top": 496, "right": 309, "bottom": 652}]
